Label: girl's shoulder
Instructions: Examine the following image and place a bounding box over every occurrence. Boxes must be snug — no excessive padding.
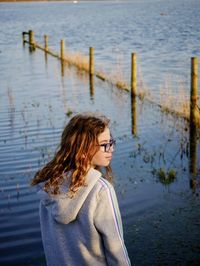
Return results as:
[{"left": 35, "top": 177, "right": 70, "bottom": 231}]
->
[
  {"left": 94, "top": 176, "right": 115, "bottom": 199},
  {"left": 98, "top": 177, "right": 113, "bottom": 189}
]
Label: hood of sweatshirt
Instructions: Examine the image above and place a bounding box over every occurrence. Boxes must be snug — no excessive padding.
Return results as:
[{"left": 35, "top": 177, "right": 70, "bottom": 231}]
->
[{"left": 37, "top": 168, "right": 102, "bottom": 224}]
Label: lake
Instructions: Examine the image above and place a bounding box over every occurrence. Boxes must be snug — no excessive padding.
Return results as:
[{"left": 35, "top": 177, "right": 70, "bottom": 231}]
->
[{"left": 0, "top": 0, "right": 200, "bottom": 265}]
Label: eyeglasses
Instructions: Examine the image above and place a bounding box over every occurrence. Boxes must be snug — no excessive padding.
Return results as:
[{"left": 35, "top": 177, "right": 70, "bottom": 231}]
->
[{"left": 99, "top": 139, "right": 116, "bottom": 153}]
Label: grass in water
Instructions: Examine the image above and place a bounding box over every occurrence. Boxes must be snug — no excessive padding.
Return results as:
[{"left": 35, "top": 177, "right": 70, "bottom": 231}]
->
[
  {"left": 62, "top": 51, "right": 199, "bottom": 124},
  {"left": 159, "top": 76, "right": 190, "bottom": 120},
  {"left": 155, "top": 168, "right": 177, "bottom": 185},
  {"left": 64, "top": 52, "right": 89, "bottom": 72},
  {"left": 34, "top": 38, "right": 200, "bottom": 124}
]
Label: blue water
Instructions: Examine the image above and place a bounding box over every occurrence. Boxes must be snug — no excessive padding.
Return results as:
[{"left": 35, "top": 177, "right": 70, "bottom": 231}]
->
[
  {"left": 1, "top": 0, "right": 200, "bottom": 94},
  {"left": 0, "top": 1, "right": 200, "bottom": 265}
]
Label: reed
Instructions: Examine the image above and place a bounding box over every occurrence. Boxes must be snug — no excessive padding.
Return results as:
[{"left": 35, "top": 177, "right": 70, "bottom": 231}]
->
[
  {"left": 159, "top": 76, "right": 190, "bottom": 120},
  {"left": 107, "top": 53, "right": 129, "bottom": 91},
  {"left": 64, "top": 51, "right": 89, "bottom": 72},
  {"left": 137, "top": 67, "right": 152, "bottom": 101},
  {"left": 109, "top": 71, "right": 129, "bottom": 91}
]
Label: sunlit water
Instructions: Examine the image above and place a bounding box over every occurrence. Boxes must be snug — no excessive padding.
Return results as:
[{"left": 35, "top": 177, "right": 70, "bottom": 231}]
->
[{"left": 0, "top": 1, "right": 200, "bottom": 265}]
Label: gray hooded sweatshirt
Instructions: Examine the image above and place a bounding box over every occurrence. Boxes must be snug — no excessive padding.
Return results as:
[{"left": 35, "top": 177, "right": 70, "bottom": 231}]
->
[{"left": 38, "top": 168, "right": 131, "bottom": 266}]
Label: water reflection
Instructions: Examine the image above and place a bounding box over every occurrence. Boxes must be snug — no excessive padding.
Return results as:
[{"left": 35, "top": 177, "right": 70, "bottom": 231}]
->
[
  {"left": 29, "top": 45, "right": 35, "bottom": 53},
  {"left": 89, "top": 74, "right": 94, "bottom": 100},
  {"left": 131, "top": 95, "right": 137, "bottom": 137},
  {"left": 7, "top": 87, "right": 15, "bottom": 132},
  {"left": 60, "top": 71, "right": 68, "bottom": 116},
  {"left": 44, "top": 52, "right": 48, "bottom": 66},
  {"left": 189, "top": 122, "right": 198, "bottom": 192},
  {"left": 61, "top": 61, "right": 65, "bottom": 77},
  {"left": 189, "top": 124, "right": 197, "bottom": 175}
]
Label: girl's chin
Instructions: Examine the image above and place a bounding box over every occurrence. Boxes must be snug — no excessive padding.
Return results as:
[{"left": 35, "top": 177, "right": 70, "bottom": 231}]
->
[
  {"left": 103, "top": 161, "right": 111, "bottom": 167},
  {"left": 93, "top": 162, "right": 110, "bottom": 168}
]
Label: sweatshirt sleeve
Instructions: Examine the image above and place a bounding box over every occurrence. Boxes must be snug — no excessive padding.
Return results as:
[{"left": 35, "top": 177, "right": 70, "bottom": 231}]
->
[{"left": 94, "top": 178, "right": 131, "bottom": 266}]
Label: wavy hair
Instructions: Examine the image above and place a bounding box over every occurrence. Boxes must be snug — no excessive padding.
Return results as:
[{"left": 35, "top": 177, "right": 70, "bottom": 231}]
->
[{"left": 31, "top": 113, "right": 112, "bottom": 195}]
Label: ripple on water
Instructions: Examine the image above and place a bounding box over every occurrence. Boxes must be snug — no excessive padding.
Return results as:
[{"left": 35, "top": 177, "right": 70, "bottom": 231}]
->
[{"left": 0, "top": 1, "right": 200, "bottom": 265}]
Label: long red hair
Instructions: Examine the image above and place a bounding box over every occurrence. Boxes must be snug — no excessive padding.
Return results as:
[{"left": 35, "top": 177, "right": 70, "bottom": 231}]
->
[{"left": 31, "top": 113, "right": 112, "bottom": 195}]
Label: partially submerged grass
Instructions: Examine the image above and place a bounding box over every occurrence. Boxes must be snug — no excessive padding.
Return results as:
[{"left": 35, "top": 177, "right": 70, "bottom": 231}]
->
[
  {"left": 95, "top": 70, "right": 129, "bottom": 91},
  {"left": 153, "top": 167, "right": 177, "bottom": 185},
  {"left": 159, "top": 76, "right": 190, "bottom": 120},
  {"left": 137, "top": 68, "right": 152, "bottom": 101},
  {"left": 108, "top": 53, "right": 129, "bottom": 91},
  {"left": 62, "top": 51, "right": 128, "bottom": 91},
  {"left": 66, "top": 109, "right": 73, "bottom": 117},
  {"left": 62, "top": 51, "right": 199, "bottom": 123},
  {"left": 34, "top": 40, "right": 200, "bottom": 123},
  {"left": 64, "top": 51, "right": 89, "bottom": 72}
]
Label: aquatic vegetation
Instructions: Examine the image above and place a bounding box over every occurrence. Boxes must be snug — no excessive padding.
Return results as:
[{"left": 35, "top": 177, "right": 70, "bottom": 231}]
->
[
  {"left": 109, "top": 53, "right": 129, "bottom": 91},
  {"left": 154, "top": 168, "right": 177, "bottom": 185},
  {"left": 64, "top": 51, "right": 89, "bottom": 72},
  {"left": 138, "top": 90, "right": 150, "bottom": 101},
  {"left": 66, "top": 109, "right": 73, "bottom": 117},
  {"left": 159, "top": 76, "right": 190, "bottom": 120},
  {"left": 115, "top": 80, "right": 128, "bottom": 90}
]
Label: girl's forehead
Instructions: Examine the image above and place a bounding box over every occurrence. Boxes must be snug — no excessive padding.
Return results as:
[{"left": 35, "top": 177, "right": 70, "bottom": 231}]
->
[{"left": 98, "top": 127, "right": 110, "bottom": 142}]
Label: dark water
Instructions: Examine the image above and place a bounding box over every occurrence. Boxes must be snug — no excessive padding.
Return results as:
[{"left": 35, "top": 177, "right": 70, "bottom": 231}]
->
[{"left": 0, "top": 1, "right": 200, "bottom": 265}]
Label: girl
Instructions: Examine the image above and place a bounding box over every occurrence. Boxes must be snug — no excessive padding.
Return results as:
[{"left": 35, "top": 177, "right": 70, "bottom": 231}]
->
[{"left": 32, "top": 113, "right": 131, "bottom": 266}]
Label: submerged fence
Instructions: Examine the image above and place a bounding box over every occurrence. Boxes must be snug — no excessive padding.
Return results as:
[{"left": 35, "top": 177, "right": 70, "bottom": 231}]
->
[
  {"left": 22, "top": 30, "right": 200, "bottom": 182},
  {"left": 22, "top": 30, "right": 199, "bottom": 126}
]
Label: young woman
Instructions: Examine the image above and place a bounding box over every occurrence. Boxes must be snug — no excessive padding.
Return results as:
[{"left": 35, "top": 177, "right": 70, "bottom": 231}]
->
[{"left": 32, "top": 113, "right": 131, "bottom": 266}]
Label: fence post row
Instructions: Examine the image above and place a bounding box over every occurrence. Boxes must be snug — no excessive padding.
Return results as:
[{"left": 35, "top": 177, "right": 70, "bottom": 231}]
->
[{"left": 22, "top": 30, "right": 200, "bottom": 127}]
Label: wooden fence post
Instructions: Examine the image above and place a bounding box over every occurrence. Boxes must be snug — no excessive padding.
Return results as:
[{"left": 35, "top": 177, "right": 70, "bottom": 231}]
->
[
  {"left": 44, "top": 35, "right": 48, "bottom": 52},
  {"left": 189, "top": 57, "right": 199, "bottom": 180},
  {"left": 89, "top": 47, "right": 94, "bottom": 75},
  {"left": 22, "top": 32, "right": 26, "bottom": 44},
  {"left": 60, "top": 39, "right": 65, "bottom": 60},
  {"left": 29, "top": 30, "right": 35, "bottom": 50},
  {"left": 131, "top": 53, "right": 137, "bottom": 96},
  {"left": 130, "top": 53, "right": 137, "bottom": 136},
  {"left": 190, "top": 57, "right": 199, "bottom": 125}
]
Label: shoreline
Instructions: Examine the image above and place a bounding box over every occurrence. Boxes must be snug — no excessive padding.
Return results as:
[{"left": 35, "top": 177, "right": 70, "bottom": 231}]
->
[
  {"left": 0, "top": 0, "right": 72, "bottom": 2},
  {"left": 0, "top": 0, "right": 111, "bottom": 2}
]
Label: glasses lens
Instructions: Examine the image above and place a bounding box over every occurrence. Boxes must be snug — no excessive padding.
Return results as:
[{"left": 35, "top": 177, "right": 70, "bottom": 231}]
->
[
  {"left": 100, "top": 139, "right": 116, "bottom": 152},
  {"left": 105, "top": 139, "right": 116, "bottom": 152}
]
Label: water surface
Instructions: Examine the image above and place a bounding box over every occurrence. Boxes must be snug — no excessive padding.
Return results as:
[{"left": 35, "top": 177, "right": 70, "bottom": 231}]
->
[{"left": 0, "top": 1, "right": 200, "bottom": 265}]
